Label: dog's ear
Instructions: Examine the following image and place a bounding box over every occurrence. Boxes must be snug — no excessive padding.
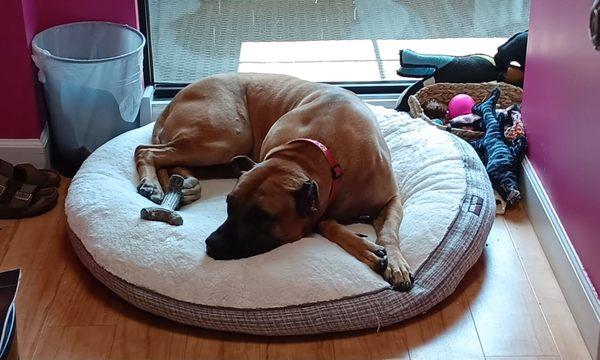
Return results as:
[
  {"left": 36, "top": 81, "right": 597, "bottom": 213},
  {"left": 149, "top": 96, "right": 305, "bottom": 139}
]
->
[
  {"left": 231, "top": 155, "right": 256, "bottom": 175},
  {"left": 294, "top": 180, "right": 319, "bottom": 217}
]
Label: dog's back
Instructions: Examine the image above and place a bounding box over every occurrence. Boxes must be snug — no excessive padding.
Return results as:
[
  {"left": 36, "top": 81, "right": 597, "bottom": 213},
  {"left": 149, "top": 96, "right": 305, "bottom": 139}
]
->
[
  {"left": 151, "top": 73, "right": 395, "bottom": 218},
  {"left": 153, "top": 72, "right": 382, "bottom": 156}
]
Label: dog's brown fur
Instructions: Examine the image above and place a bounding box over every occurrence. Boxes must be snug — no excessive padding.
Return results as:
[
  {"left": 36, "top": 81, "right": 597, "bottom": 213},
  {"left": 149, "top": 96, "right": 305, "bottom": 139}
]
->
[{"left": 135, "top": 73, "right": 412, "bottom": 290}]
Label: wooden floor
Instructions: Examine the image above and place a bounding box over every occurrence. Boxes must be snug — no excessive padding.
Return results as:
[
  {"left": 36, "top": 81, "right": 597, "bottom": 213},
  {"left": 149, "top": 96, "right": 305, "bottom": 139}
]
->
[{"left": 0, "top": 180, "right": 590, "bottom": 360}]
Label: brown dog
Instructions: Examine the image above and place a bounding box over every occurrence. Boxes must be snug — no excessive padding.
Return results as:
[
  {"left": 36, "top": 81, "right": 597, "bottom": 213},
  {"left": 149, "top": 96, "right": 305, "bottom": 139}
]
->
[{"left": 135, "top": 73, "right": 412, "bottom": 290}]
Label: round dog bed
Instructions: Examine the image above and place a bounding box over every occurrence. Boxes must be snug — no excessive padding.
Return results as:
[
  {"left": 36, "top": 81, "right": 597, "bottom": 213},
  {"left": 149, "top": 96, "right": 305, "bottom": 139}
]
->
[{"left": 66, "top": 105, "right": 494, "bottom": 335}]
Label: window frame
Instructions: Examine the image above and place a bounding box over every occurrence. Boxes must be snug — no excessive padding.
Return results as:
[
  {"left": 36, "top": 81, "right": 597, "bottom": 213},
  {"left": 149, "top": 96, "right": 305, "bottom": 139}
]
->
[{"left": 137, "top": 0, "right": 413, "bottom": 99}]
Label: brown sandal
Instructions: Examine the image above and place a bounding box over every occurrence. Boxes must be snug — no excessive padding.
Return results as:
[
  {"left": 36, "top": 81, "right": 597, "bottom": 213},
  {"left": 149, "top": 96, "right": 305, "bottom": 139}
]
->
[
  {"left": 0, "top": 159, "right": 60, "bottom": 188},
  {"left": 0, "top": 179, "right": 58, "bottom": 219}
]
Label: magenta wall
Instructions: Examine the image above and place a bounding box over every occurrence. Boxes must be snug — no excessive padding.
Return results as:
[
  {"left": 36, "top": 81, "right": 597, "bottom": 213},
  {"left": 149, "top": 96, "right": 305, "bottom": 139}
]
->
[
  {"left": 1, "top": 0, "right": 44, "bottom": 138},
  {"left": 32, "top": 0, "right": 138, "bottom": 38},
  {"left": 522, "top": 0, "right": 600, "bottom": 292},
  {"left": 0, "top": 0, "right": 138, "bottom": 139}
]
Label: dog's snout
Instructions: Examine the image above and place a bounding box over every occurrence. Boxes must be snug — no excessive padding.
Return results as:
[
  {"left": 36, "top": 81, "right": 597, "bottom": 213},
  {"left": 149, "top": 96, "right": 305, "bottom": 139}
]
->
[
  {"left": 205, "top": 235, "right": 218, "bottom": 255},
  {"left": 205, "top": 232, "right": 229, "bottom": 260},
  {"left": 206, "top": 216, "right": 281, "bottom": 260},
  {"left": 206, "top": 220, "right": 242, "bottom": 260}
]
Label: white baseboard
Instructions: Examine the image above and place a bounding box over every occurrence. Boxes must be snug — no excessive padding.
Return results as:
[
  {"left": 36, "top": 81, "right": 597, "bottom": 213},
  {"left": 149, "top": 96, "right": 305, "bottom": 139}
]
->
[
  {"left": 0, "top": 123, "right": 50, "bottom": 169},
  {"left": 152, "top": 100, "right": 169, "bottom": 123},
  {"left": 361, "top": 94, "right": 403, "bottom": 109},
  {"left": 522, "top": 157, "right": 600, "bottom": 360},
  {"left": 140, "top": 86, "right": 155, "bottom": 127}
]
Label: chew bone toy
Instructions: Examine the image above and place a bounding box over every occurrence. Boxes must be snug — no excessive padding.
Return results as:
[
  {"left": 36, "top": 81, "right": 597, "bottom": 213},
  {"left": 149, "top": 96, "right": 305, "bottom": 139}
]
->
[{"left": 140, "top": 174, "right": 184, "bottom": 226}]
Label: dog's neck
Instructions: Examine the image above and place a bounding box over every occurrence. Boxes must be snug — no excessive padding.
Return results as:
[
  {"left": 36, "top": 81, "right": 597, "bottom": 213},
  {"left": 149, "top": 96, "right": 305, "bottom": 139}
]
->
[{"left": 264, "top": 144, "right": 333, "bottom": 217}]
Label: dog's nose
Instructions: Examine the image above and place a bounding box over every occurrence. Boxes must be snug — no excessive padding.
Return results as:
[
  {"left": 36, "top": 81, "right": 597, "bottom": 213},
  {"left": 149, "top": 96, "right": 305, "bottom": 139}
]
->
[
  {"left": 205, "top": 233, "right": 234, "bottom": 260},
  {"left": 205, "top": 236, "right": 221, "bottom": 258},
  {"left": 205, "top": 235, "right": 217, "bottom": 250},
  {"left": 205, "top": 242, "right": 216, "bottom": 258}
]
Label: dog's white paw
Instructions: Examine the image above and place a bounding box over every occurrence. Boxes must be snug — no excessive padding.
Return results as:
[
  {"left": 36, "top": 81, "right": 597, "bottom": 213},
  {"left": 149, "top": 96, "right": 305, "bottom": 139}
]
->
[
  {"left": 383, "top": 248, "right": 413, "bottom": 292},
  {"left": 354, "top": 233, "right": 388, "bottom": 274}
]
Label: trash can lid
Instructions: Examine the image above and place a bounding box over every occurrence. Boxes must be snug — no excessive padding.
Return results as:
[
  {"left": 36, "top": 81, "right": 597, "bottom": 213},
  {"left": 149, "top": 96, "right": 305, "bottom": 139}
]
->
[{"left": 31, "top": 21, "right": 145, "bottom": 64}]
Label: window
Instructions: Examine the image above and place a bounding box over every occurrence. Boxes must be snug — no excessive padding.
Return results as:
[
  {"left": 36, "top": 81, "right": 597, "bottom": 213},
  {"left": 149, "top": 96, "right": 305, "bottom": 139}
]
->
[{"left": 141, "top": 0, "right": 530, "bottom": 94}]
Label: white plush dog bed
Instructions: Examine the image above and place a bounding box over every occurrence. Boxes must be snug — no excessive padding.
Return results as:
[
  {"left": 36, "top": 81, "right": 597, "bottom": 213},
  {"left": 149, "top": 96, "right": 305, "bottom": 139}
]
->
[{"left": 66, "top": 105, "right": 494, "bottom": 335}]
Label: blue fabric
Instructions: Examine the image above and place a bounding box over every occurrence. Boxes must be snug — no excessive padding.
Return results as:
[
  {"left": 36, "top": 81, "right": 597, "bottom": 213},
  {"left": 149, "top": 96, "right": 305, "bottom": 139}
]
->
[
  {"left": 398, "top": 49, "right": 454, "bottom": 78},
  {"left": 470, "top": 88, "right": 526, "bottom": 204}
]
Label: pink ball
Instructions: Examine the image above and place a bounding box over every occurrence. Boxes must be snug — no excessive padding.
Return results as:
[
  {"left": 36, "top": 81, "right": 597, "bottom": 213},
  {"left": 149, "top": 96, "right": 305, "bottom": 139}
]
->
[{"left": 448, "top": 94, "right": 476, "bottom": 119}]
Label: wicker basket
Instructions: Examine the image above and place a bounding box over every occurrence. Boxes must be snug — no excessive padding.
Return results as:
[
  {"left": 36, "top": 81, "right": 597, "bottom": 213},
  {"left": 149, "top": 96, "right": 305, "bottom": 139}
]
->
[{"left": 408, "top": 82, "right": 523, "bottom": 140}]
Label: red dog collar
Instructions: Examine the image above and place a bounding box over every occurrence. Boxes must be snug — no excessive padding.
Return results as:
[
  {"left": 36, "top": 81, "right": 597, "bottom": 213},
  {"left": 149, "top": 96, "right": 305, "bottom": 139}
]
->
[
  {"left": 265, "top": 138, "right": 343, "bottom": 206},
  {"left": 286, "top": 138, "right": 343, "bottom": 206}
]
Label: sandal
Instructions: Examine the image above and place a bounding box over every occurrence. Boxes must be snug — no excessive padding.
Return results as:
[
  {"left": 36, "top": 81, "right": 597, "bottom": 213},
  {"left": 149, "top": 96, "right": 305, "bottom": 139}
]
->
[
  {"left": 0, "top": 178, "right": 58, "bottom": 219},
  {"left": 0, "top": 159, "right": 60, "bottom": 188}
]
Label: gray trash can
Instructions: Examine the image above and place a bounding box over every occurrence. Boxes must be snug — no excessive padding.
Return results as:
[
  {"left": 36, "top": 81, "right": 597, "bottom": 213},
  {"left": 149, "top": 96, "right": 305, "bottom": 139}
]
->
[{"left": 32, "top": 21, "right": 145, "bottom": 167}]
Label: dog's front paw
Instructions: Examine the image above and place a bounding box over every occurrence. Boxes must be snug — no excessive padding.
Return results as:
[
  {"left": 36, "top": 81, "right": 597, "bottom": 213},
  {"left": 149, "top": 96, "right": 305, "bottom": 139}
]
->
[
  {"left": 354, "top": 234, "right": 388, "bottom": 275},
  {"left": 137, "top": 178, "right": 164, "bottom": 204},
  {"left": 384, "top": 249, "right": 413, "bottom": 292},
  {"left": 369, "top": 247, "right": 389, "bottom": 275}
]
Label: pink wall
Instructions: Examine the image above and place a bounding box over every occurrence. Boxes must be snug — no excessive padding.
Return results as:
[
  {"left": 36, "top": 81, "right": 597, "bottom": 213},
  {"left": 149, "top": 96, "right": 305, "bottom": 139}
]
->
[
  {"left": 1, "top": 0, "right": 44, "bottom": 138},
  {"left": 522, "top": 0, "right": 600, "bottom": 292},
  {"left": 32, "top": 0, "right": 138, "bottom": 39},
  {"left": 0, "top": 0, "right": 138, "bottom": 139}
]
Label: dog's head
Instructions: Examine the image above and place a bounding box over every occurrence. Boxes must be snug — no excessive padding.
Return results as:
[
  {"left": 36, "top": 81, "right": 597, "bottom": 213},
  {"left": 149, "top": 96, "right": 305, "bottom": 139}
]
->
[{"left": 205, "top": 155, "right": 320, "bottom": 260}]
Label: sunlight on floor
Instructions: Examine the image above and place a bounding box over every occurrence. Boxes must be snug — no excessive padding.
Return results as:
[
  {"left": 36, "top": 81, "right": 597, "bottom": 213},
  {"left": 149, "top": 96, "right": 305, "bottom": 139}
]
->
[{"left": 238, "top": 37, "right": 508, "bottom": 82}]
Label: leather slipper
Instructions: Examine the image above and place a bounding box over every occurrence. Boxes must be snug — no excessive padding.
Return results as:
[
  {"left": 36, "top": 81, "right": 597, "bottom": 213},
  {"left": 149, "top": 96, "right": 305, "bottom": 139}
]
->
[
  {"left": 0, "top": 159, "right": 60, "bottom": 188},
  {"left": 0, "top": 178, "right": 58, "bottom": 219}
]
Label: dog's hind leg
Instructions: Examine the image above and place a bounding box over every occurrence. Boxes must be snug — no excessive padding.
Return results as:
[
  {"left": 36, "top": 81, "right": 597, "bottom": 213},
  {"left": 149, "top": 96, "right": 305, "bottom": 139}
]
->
[
  {"left": 318, "top": 220, "right": 388, "bottom": 275},
  {"left": 373, "top": 195, "right": 413, "bottom": 291}
]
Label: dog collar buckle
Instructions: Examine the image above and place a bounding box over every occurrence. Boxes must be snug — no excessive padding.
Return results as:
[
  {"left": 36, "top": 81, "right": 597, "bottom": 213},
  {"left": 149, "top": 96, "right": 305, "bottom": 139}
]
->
[{"left": 331, "top": 164, "right": 343, "bottom": 180}]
